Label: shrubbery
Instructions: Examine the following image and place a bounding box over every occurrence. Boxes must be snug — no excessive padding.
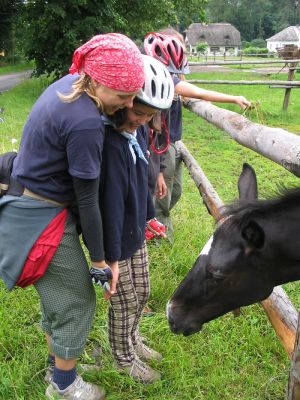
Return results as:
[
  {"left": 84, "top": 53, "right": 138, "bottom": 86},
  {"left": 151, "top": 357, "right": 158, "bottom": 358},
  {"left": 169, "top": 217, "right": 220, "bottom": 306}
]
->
[
  {"left": 196, "top": 42, "right": 208, "bottom": 54},
  {"left": 243, "top": 46, "right": 269, "bottom": 57}
]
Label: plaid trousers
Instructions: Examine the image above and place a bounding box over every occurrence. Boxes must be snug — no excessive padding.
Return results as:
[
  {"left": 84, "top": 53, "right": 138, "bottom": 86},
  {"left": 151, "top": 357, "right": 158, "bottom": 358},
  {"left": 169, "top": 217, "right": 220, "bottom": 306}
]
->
[{"left": 108, "top": 241, "right": 150, "bottom": 365}]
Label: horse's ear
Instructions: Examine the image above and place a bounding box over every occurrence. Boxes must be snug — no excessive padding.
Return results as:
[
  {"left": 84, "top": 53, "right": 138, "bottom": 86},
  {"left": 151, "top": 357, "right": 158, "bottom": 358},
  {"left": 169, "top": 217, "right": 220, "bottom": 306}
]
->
[
  {"left": 241, "top": 220, "right": 264, "bottom": 251},
  {"left": 238, "top": 163, "right": 258, "bottom": 201}
]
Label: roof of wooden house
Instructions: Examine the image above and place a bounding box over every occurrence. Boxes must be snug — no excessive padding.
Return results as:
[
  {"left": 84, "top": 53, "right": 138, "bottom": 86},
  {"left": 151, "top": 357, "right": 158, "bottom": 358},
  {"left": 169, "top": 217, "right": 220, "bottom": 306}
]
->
[
  {"left": 266, "top": 26, "right": 300, "bottom": 42},
  {"left": 185, "top": 23, "right": 241, "bottom": 47}
]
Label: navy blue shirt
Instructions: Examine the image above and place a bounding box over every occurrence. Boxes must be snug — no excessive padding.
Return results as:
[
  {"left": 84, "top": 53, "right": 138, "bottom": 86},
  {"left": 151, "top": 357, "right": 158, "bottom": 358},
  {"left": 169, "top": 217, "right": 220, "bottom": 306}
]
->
[
  {"left": 12, "top": 74, "right": 104, "bottom": 203},
  {"left": 162, "top": 75, "right": 182, "bottom": 143},
  {"left": 100, "top": 124, "right": 155, "bottom": 261}
]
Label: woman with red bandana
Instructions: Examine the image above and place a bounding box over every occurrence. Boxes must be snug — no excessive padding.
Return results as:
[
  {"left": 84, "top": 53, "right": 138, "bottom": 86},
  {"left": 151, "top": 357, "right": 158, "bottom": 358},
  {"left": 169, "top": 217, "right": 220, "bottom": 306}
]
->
[{"left": 0, "top": 33, "right": 144, "bottom": 400}]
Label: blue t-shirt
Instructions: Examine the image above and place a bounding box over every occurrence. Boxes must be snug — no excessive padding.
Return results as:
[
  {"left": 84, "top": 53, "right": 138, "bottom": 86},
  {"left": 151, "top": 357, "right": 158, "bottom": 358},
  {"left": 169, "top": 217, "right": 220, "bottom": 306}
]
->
[
  {"left": 12, "top": 74, "right": 104, "bottom": 202},
  {"left": 162, "top": 75, "right": 182, "bottom": 143}
]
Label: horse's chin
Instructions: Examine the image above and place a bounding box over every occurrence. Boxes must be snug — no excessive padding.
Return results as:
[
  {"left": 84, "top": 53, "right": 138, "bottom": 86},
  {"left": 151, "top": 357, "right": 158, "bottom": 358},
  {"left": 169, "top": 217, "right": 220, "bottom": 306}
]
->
[
  {"left": 169, "top": 322, "right": 203, "bottom": 336},
  {"left": 183, "top": 325, "right": 202, "bottom": 336}
]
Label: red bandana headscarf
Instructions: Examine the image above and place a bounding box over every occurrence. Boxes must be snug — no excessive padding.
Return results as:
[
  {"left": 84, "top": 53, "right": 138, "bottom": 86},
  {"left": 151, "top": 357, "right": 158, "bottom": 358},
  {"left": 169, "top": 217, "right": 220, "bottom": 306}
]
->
[{"left": 69, "top": 33, "right": 144, "bottom": 92}]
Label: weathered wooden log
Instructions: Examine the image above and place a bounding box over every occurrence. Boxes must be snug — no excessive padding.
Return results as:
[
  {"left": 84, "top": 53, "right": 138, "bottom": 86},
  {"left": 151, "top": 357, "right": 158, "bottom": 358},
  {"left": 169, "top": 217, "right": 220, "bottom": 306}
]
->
[
  {"left": 175, "top": 141, "right": 223, "bottom": 220},
  {"left": 187, "top": 80, "right": 300, "bottom": 86},
  {"left": 283, "top": 62, "right": 298, "bottom": 111},
  {"left": 176, "top": 140, "right": 298, "bottom": 357},
  {"left": 287, "top": 312, "right": 300, "bottom": 399},
  {"left": 189, "top": 59, "right": 300, "bottom": 66},
  {"left": 184, "top": 99, "right": 300, "bottom": 178},
  {"left": 261, "top": 289, "right": 298, "bottom": 358}
]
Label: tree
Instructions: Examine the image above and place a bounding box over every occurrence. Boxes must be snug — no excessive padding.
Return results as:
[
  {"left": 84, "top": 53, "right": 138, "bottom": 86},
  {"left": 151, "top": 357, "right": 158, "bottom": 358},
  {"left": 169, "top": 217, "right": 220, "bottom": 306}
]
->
[
  {"left": 0, "top": 0, "right": 23, "bottom": 55},
  {"left": 205, "top": 0, "right": 298, "bottom": 41},
  {"left": 19, "top": 0, "right": 206, "bottom": 78}
]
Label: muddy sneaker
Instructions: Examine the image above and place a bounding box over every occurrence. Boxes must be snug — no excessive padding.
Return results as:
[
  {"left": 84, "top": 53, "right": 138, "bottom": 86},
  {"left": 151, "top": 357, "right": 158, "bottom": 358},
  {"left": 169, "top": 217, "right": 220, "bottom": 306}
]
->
[
  {"left": 134, "top": 338, "right": 163, "bottom": 362},
  {"left": 116, "top": 358, "right": 161, "bottom": 384},
  {"left": 142, "top": 305, "right": 155, "bottom": 316},
  {"left": 45, "top": 364, "right": 101, "bottom": 384},
  {"left": 45, "top": 375, "right": 105, "bottom": 399}
]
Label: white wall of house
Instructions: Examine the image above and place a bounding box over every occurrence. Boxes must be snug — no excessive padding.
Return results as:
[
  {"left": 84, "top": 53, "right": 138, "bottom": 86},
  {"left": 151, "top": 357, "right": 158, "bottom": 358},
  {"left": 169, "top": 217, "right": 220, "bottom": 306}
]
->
[{"left": 267, "top": 40, "right": 300, "bottom": 52}]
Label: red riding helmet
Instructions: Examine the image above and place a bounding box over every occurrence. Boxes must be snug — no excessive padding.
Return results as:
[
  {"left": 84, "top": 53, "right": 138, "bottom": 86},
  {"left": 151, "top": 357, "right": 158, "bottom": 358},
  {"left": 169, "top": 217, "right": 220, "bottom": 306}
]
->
[{"left": 144, "top": 32, "right": 190, "bottom": 74}]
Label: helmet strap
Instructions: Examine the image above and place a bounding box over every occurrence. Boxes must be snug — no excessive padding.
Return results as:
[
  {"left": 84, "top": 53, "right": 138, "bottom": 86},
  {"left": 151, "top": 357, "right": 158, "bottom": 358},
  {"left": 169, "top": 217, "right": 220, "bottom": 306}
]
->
[{"left": 150, "top": 112, "right": 170, "bottom": 154}]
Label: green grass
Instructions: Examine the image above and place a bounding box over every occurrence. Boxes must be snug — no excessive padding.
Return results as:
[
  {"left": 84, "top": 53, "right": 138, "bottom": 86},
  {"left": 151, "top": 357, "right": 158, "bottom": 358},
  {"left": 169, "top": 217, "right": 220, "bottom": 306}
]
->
[
  {"left": 0, "top": 61, "right": 34, "bottom": 75},
  {"left": 0, "top": 69, "right": 299, "bottom": 399}
]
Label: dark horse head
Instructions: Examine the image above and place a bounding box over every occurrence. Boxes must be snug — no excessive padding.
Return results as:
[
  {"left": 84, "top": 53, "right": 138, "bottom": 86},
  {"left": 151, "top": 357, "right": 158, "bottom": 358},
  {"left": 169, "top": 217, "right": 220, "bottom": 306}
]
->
[{"left": 167, "top": 163, "right": 300, "bottom": 336}]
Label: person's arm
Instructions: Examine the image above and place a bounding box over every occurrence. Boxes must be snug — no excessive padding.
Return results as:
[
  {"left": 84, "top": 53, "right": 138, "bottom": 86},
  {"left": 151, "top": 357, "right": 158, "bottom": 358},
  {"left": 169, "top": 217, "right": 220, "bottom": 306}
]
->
[
  {"left": 175, "top": 80, "right": 251, "bottom": 109},
  {"left": 155, "top": 172, "right": 167, "bottom": 199},
  {"left": 73, "top": 176, "right": 105, "bottom": 263},
  {"left": 73, "top": 176, "right": 119, "bottom": 298}
]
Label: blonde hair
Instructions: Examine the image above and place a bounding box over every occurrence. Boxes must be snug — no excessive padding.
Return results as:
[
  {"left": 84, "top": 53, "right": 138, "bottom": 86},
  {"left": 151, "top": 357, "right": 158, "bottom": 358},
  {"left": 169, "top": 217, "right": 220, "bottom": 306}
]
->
[{"left": 57, "top": 73, "right": 104, "bottom": 110}]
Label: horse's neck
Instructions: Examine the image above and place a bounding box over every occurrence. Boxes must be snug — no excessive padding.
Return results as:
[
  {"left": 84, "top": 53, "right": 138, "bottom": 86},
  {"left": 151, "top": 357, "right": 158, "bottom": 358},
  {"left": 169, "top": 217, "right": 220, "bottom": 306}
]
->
[{"left": 272, "top": 261, "right": 300, "bottom": 286}]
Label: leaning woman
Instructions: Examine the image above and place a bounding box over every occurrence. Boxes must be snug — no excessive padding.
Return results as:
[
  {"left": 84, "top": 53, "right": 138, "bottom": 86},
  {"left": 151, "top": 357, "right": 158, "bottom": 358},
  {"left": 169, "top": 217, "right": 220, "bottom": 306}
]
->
[{"left": 0, "top": 33, "right": 144, "bottom": 400}]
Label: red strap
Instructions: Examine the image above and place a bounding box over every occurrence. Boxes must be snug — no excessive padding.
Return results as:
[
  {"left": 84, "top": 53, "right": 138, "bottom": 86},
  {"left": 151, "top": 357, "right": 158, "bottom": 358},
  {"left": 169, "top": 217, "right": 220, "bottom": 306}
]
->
[
  {"left": 150, "top": 113, "right": 170, "bottom": 154},
  {"left": 16, "top": 209, "right": 67, "bottom": 288}
]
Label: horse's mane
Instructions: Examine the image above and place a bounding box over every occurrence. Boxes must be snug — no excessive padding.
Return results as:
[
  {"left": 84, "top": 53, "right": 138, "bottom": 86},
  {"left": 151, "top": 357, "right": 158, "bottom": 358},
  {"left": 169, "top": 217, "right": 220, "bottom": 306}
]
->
[{"left": 219, "top": 186, "right": 300, "bottom": 228}]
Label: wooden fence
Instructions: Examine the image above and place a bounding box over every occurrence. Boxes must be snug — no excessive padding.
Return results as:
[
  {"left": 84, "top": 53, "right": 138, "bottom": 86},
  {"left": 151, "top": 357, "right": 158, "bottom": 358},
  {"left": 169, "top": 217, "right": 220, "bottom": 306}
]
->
[
  {"left": 188, "top": 59, "right": 300, "bottom": 110},
  {"left": 189, "top": 59, "right": 300, "bottom": 111},
  {"left": 180, "top": 99, "right": 300, "bottom": 399}
]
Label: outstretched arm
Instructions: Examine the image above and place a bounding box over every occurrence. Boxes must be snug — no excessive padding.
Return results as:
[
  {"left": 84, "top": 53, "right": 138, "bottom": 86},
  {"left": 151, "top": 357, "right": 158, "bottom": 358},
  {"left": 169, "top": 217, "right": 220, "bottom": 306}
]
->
[{"left": 175, "top": 80, "right": 251, "bottom": 109}]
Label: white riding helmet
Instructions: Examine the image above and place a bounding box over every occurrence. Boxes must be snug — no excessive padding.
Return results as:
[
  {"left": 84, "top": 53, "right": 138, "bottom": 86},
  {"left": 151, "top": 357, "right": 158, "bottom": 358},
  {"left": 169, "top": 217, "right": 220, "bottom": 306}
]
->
[{"left": 137, "top": 55, "right": 174, "bottom": 110}]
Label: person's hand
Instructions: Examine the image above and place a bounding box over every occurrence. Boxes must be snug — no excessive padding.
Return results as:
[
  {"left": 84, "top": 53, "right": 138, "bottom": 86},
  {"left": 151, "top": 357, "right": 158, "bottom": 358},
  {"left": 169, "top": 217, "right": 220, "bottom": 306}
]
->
[
  {"left": 104, "top": 260, "right": 119, "bottom": 300},
  {"left": 155, "top": 173, "right": 167, "bottom": 199},
  {"left": 234, "top": 96, "right": 251, "bottom": 109},
  {"left": 90, "top": 261, "right": 119, "bottom": 300},
  {"left": 145, "top": 218, "right": 167, "bottom": 240}
]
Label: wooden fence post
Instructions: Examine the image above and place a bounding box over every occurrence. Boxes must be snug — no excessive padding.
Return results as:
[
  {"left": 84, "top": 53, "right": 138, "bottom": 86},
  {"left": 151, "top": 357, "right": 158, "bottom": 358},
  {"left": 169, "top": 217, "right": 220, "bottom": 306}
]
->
[
  {"left": 283, "top": 62, "right": 298, "bottom": 111},
  {"left": 287, "top": 313, "right": 300, "bottom": 399}
]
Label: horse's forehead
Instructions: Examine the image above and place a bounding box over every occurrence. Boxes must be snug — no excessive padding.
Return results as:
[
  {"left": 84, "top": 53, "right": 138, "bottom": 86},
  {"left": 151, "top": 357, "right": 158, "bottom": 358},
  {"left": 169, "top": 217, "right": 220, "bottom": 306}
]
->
[
  {"left": 199, "top": 235, "right": 214, "bottom": 256},
  {"left": 210, "top": 221, "right": 242, "bottom": 257}
]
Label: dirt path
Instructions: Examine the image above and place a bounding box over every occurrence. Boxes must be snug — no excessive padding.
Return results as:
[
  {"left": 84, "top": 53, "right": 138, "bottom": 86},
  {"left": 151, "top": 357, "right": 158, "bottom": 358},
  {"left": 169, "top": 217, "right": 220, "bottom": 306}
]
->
[{"left": 0, "top": 70, "right": 32, "bottom": 92}]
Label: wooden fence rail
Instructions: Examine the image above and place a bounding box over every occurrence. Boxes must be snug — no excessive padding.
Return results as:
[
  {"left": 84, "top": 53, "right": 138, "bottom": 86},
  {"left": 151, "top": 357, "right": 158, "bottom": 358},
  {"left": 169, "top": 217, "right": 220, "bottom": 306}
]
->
[
  {"left": 187, "top": 80, "right": 300, "bottom": 86},
  {"left": 189, "top": 59, "right": 300, "bottom": 66},
  {"left": 184, "top": 99, "right": 300, "bottom": 178}
]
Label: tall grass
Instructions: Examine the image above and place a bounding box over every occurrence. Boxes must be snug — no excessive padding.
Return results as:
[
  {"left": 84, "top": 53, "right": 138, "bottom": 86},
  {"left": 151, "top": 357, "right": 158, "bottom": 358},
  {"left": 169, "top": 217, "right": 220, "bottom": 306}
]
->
[
  {"left": 0, "top": 70, "right": 299, "bottom": 399},
  {"left": 0, "top": 62, "right": 34, "bottom": 75}
]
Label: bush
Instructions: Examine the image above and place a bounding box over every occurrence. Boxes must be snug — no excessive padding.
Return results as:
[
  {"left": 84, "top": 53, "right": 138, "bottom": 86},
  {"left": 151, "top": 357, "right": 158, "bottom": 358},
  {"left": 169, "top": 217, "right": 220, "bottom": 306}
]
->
[
  {"left": 242, "top": 40, "right": 251, "bottom": 49},
  {"left": 2, "top": 53, "right": 23, "bottom": 64},
  {"left": 196, "top": 42, "right": 208, "bottom": 54},
  {"left": 250, "top": 38, "right": 266, "bottom": 48},
  {"left": 243, "top": 46, "right": 268, "bottom": 57}
]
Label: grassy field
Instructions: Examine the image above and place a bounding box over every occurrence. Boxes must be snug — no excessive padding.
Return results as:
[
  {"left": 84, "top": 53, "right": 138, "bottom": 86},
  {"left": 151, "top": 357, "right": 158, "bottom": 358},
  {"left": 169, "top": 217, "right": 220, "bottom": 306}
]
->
[
  {"left": 0, "top": 67, "right": 300, "bottom": 399},
  {"left": 0, "top": 61, "right": 34, "bottom": 75}
]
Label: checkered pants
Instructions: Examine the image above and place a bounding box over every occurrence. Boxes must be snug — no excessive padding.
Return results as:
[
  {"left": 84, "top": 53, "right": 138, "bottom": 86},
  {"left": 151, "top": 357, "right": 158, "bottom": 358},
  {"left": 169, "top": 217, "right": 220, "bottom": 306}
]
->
[{"left": 109, "top": 242, "right": 150, "bottom": 365}]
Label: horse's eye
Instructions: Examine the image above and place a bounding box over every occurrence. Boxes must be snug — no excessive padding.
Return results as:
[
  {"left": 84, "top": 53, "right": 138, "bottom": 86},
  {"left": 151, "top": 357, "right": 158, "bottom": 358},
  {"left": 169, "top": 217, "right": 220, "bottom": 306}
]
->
[
  {"left": 206, "top": 269, "right": 225, "bottom": 281},
  {"left": 206, "top": 271, "right": 215, "bottom": 280}
]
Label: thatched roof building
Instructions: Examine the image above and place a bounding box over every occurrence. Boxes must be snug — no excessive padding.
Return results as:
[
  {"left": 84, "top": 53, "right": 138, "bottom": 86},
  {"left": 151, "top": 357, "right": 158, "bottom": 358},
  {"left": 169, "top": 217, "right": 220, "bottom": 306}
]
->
[
  {"left": 185, "top": 23, "right": 241, "bottom": 55},
  {"left": 266, "top": 26, "right": 300, "bottom": 52}
]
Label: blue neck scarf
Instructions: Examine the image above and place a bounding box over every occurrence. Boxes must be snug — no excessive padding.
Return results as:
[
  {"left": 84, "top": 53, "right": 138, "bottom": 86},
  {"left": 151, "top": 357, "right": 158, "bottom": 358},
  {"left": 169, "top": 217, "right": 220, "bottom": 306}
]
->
[
  {"left": 119, "top": 131, "right": 148, "bottom": 165},
  {"left": 102, "top": 114, "right": 148, "bottom": 165}
]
